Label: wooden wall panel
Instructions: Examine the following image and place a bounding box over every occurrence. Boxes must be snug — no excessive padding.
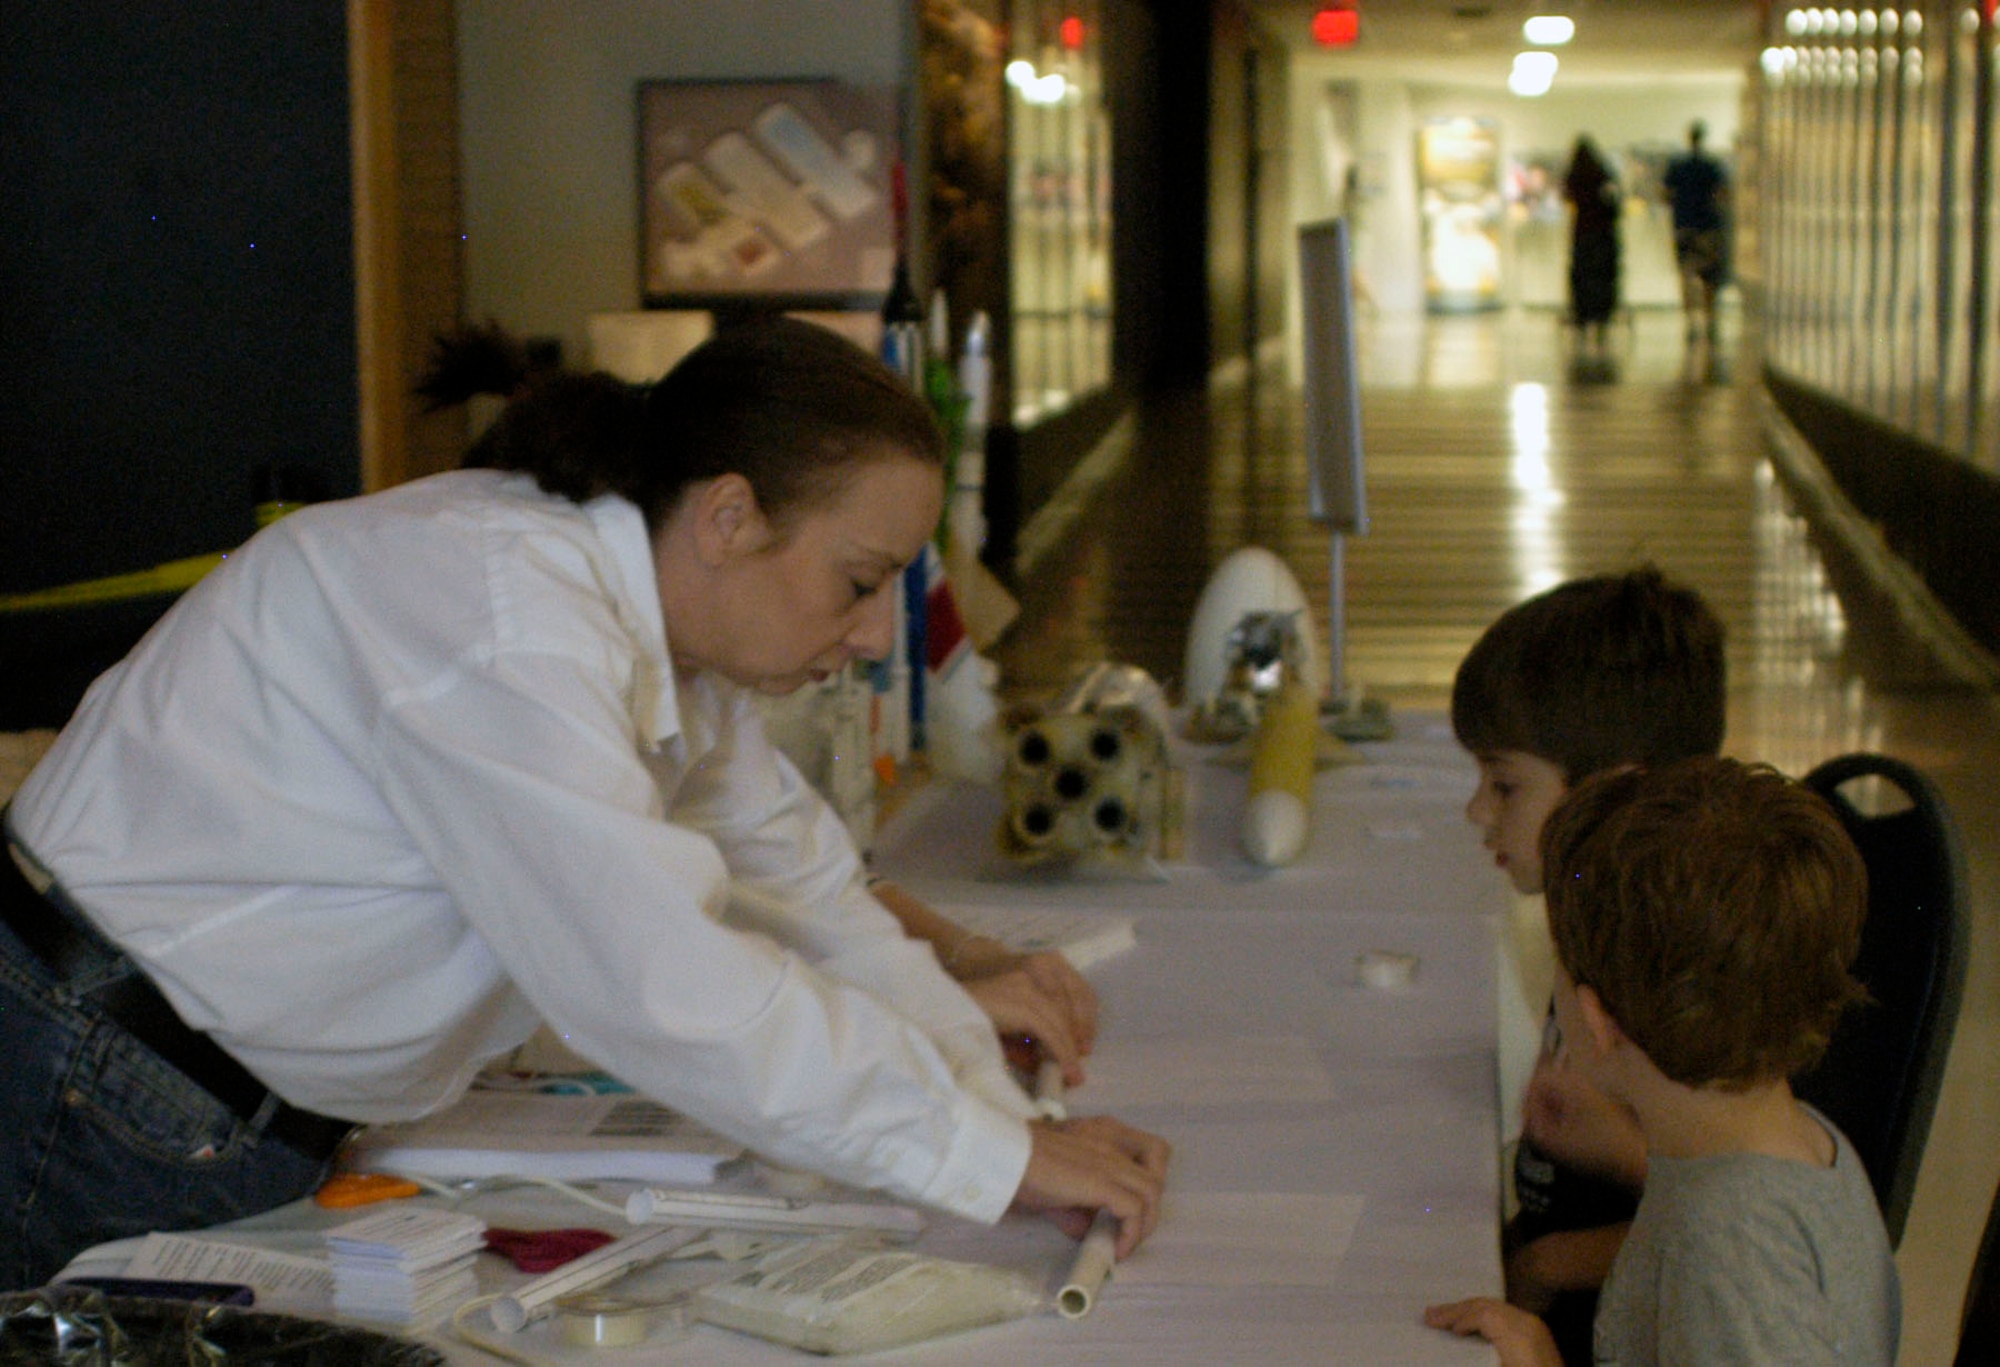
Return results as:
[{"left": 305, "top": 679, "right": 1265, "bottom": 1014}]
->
[{"left": 352, "top": 0, "right": 465, "bottom": 492}]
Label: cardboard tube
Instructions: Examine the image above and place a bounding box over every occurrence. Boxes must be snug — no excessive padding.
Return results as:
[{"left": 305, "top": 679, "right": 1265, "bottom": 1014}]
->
[
  {"left": 1057, "top": 1210, "right": 1119, "bottom": 1319},
  {"left": 1242, "top": 681, "right": 1320, "bottom": 865}
]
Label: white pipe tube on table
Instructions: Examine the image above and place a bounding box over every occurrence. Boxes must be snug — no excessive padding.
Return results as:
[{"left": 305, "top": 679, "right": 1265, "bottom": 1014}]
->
[{"left": 1057, "top": 1210, "right": 1119, "bottom": 1320}]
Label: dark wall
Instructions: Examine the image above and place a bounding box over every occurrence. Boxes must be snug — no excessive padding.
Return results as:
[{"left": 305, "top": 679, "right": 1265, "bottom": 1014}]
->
[
  {"left": 1248, "top": 31, "right": 1290, "bottom": 355},
  {"left": 0, "top": 3, "right": 359, "bottom": 595},
  {"left": 1766, "top": 366, "right": 2000, "bottom": 667},
  {"left": 1123, "top": 0, "right": 1211, "bottom": 392},
  {"left": 1206, "top": 2, "right": 1251, "bottom": 367},
  {"left": 1204, "top": 2, "right": 1289, "bottom": 369},
  {"left": 993, "top": 0, "right": 1215, "bottom": 569}
]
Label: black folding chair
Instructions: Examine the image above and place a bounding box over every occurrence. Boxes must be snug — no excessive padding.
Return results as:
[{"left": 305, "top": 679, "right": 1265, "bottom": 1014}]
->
[
  {"left": 1956, "top": 1176, "right": 2000, "bottom": 1364},
  {"left": 1793, "top": 753, "right": 1969, "bottom": 1247}
]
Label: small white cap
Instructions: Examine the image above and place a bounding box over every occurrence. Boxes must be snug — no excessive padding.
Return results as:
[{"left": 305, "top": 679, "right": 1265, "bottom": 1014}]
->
[{"left": 1356, "top": 950, "right": 1420, "bottom": 990}]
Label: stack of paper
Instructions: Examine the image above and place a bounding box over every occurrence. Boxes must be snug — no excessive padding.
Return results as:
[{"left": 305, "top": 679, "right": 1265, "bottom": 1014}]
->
[
  {"left": 326, "top": 1207, "right": 486, "bottom": 1327},
  {"left": 624, "top": 1184, "right": 926, "bottom": 1236},
  {"left": 345, "top": 1092, "right": 740, "bottom": 1184}
]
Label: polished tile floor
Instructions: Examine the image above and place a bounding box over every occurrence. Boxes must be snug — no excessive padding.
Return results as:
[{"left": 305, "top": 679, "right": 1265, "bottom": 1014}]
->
[{"left": 992, "top": 305, "right": 2000, "bottom": 1366}]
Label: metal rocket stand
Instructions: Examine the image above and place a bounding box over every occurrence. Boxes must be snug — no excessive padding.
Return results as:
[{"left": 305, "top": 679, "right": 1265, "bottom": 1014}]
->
[
  {"left": 1320, "top": 530, "right": 1392, "bottom": 742},
  {"left": 1299, "top": 217, "right": 1391, "bottom": 743}
]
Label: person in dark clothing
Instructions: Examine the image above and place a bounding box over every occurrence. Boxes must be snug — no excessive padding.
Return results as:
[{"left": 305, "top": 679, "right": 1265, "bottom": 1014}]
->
[
  {"left": 1562, "top": 137, "right": 1621, "bottom": 351},
  {"left": 1662, "top": 121, "right": 1730, "bottom": 342}
]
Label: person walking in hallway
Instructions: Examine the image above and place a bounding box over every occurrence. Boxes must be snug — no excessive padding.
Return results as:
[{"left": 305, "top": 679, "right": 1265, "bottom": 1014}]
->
[
  {"left": 1562, "top": 137, "right": 1622, "bottom": 354},
  {"left": 1662, "top": 120, "right": 1729, "bottom": 344}
]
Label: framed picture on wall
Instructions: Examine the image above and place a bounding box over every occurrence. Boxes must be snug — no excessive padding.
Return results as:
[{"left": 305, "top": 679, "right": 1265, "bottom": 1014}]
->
[{"left": 637, "top": 79, "right": 901, "bottom": 311}]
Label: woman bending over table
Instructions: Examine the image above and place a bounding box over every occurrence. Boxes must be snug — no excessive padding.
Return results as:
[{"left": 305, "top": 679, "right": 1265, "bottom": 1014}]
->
[{"left": 0, "top": 317, "right": 1166, "bottom": 1289}]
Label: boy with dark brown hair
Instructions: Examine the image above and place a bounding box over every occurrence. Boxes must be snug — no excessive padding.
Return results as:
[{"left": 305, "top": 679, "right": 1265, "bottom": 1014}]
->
[
  {"left": 1453, "top": 567, "right": 1725, "bottom": 1359},
  {"left": 1427, "top": 758, "right": 1899, "bottom": 1364}
]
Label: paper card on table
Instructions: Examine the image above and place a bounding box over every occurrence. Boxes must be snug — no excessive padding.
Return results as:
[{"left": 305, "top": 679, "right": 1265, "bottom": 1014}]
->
[
  {"left": 1114, "top": 1192, "right": 1365, "bottom": 1289},
  {"left": 118, "top": 1232, "right": 335, "bottom": 1314},
  {"left": 1078, "top": 1035, "right": 1335, "bottom": 1109}
]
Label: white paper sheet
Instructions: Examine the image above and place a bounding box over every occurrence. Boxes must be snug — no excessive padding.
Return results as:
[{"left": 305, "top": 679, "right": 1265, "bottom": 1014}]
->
[
  {"left": 1076, "top": 1035, "right": 1336, "bottom": 1109},
  {"left": 939, "top": 903, "right": 1138, "bottom": 970},
  {"left": 1115, "top": 1192, "right": 1366, "bottom": 1288}
]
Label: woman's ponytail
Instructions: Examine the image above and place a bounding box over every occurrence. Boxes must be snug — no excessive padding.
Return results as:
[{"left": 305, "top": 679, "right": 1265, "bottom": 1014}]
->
[
  {"left": 421, "top": 324, "right": 652, "bottom": 507},
  {"left": 419, "top": 315, "right": 940, "bottom": 528}
]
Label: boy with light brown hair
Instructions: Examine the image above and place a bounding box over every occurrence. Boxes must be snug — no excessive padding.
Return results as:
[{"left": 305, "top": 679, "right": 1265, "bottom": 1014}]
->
[{"left": 1427, "top": 758, "right": 1899, "bottom": 1364}]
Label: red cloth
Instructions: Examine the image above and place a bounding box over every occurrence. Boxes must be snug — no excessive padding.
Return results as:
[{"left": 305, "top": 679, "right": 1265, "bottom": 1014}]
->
[{"left": 482, "top": 1226, "right": 618, "bottom": 1274}]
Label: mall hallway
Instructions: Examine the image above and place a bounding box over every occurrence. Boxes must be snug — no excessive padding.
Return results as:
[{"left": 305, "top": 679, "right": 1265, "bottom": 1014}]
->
[{"left": 992, "top": 303, "right": 2000, "bottom": 1366}]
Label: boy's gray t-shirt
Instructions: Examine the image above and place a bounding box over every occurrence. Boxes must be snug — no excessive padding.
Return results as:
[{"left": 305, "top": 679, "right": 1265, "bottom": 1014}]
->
[{"left": 1594, "top": 1108, "right": 1900, "bottom": 1365}]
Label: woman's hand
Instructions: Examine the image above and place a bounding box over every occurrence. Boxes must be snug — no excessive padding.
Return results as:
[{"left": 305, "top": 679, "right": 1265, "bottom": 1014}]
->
[
  {"left": 1423, "top": 1297, "right": 1563, "bottom": 1367},
  {"left": 960, "top": 950, "right": 1099, "bottom": 1085},
  {"left": 866, "top": 880, "right": 1101, "bottom": 1084},
  {"left": 1013, "top": 1116, "right": 1170, "bottom": 1258}
]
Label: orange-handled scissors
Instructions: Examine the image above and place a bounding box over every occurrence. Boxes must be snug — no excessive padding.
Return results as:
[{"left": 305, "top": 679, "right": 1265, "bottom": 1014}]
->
[{"left": 314, "top": 1172, "right": 422, "bottom": 1208}]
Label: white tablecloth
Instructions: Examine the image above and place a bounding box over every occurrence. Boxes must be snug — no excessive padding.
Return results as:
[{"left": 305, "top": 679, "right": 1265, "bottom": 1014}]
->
[{"left": 61, "top": 713, "right": 1511, "bottom": 1363}]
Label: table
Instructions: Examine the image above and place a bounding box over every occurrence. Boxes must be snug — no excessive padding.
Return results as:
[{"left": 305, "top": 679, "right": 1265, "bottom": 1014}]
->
[
  {"left": 868, "top": 712, "right": 1510, "bottom": 1362},
  {"left": 60, "top": 713, "right": 1511, "bottom": 1363}
]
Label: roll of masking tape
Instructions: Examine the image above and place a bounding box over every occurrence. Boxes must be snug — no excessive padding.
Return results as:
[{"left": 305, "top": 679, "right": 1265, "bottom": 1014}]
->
[{"left": 557, "top": 1295, "right": 657, "bottom": 1348}]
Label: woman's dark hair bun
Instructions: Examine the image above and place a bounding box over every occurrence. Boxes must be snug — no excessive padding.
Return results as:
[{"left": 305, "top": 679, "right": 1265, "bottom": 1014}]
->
[
  {"left": 428, "top": 321, "right": 649, "bottom": 505},
  {"left": 463, "top": 370, "right": 650, "bottom": 505},
  {"left": 416, "top": 320, "right": 559, "bottom": 412},
  {"left": 437, "top": 315, "right": 942, "bottom": 523}
]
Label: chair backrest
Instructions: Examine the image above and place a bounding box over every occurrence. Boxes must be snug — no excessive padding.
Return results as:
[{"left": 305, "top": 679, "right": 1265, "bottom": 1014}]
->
[
  {"left": 1955, "top": 1176, "right": 2000, "bottom": 1364},
  {"left": 1793, "top": 752, "right": 1970, "bottom": 1247}
]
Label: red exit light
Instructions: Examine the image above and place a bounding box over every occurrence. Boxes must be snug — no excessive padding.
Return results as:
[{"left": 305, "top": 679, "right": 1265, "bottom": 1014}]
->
[
  {"left": 1059, "top": 15, "right": 1085, "bottom": 49},
  {"left": 1313, "top": 5, "right": 1359, "bottom": 47}
]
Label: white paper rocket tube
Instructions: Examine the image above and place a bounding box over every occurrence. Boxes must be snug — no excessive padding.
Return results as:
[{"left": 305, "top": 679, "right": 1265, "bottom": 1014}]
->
[
  {"left": 1241, "top": 680, "right": 1319, "bottom": 865},
  {"left": 1057, "top": 1210, "right": 1119, "bottom": 1319}
]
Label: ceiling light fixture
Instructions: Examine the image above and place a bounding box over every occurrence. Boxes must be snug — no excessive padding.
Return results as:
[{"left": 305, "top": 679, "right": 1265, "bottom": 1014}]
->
[
  {"left": 1509, "top": 50, "right": 1558, "bottom": 96},
  {"left": 1522, "top": 15, "right": 1575, "bottom": 45}
]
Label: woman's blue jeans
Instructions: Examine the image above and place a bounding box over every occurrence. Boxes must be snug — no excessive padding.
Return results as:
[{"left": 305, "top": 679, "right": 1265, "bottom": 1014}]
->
[{"left": 0, "top": 896, "right": 333, "bottom": 1290}]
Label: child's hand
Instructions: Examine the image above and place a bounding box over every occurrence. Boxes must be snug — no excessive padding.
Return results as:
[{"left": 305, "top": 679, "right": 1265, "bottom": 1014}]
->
[
  {"left": 1521, "top": 1051, "right": 1648, "bottom": 1188},
  {"left": 1505, "top": 1224, "right": 1632, "bottom": 1307},
  {"left": 1502, "top": 1237, "right": 1560, "bottom": 1314},
  {"left": 1424, "top": 1297, "right": 1564, "bottom": 1367}
]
